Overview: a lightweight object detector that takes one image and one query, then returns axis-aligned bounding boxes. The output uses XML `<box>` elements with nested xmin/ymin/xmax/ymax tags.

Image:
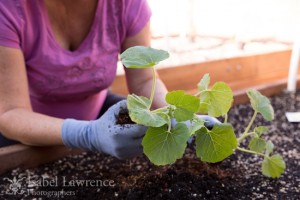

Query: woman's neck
<box><xmin>44</xmin><ymin>0</ymin><xmax>98</xmax><ymax>51</ymax></box>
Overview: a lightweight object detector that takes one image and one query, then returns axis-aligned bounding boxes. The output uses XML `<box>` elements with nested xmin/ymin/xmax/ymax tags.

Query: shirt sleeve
<box><xmin>0</xmin><ymin>2</ymin><xmax>21</xmax><ymax>49</ymax></box>
<box><xmin>124</xmin><ymin>0</ymin><xmax>152</xmax><ymax>37</ymax></box>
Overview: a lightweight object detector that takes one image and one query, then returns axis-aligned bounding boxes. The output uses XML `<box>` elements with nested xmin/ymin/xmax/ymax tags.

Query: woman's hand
<box><xmin>62</xmin><ymin>100</ymin><xmax>147</xmax><ymax>159</ymax></box>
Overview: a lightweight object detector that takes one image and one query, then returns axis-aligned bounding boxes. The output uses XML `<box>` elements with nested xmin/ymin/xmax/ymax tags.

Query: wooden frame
<box><xmin>0</xmin><ymin>145</ymin><xmax>82</xmax><ymax>174</ymax></box>
<box><xmin>1</xmin><ymin>49</ymin><xmax>299</xmax><ymax>175</ymax></box>
<box><xmin>111</xmin><ymin>50</ymin><xmax>296</xmax><ymax>95</ymax></box>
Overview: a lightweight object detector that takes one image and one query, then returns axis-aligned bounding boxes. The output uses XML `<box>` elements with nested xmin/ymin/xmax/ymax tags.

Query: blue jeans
<box><xmin>0</xmin><ymin>92</ymin><xmax>126</xmax><ymax>147</ymax></box>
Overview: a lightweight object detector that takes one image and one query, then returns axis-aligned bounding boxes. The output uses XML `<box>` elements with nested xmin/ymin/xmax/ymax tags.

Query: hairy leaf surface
<box><xmin>142</xmin><ymin>124</ymin><xmax>190</xmax><ymax>165</ymax></box>
<box><xmin>196</xmin><ymin>123</ymin><xmax>237</xmax><ymax>163</ymax></box>
<box><xmin>254</xmin><ymin>126</ymin><xmax>269</xmax><ymax>137</ymax></box>
<box><xmin>265</xmin><ymin>140</ymin><xmax>274</xmax><ymax>156</ymax></box>
<box><xmin>197</xmin><ymin>73</ymin><xmax>210</xmax><ymax>91</ymax></box>
<box><xmin>166</xmin><ymin>90</ymin><xmax>200</xmax><ymax>122</ymax></box>
<box><xmin>127</xmin><ymin>94</ymin><xmax>167</xmax><ymax>127</ymax></box>
<box><xmin>248</xmin><ymin>137</ymin><xmax>267</xmax><ymax>153</ymax></box>
<box><xmin>199</xmin><ymin>82</ymin><xmax>233</xmax><ymax>117</ymax></box>
<box><xmin>262</xmin><ymin>155</ymin><xmax>286</xmax><ymax>178</ymax></box>
<box><xmin>121</xmin><ymin>46</ymin><xmax>169</xmax><ymax>68</ymax></box>
<box><xmin>247</xmin><ymin>89</ymin><xmax>274</xmax><ymax>121</ymax></box>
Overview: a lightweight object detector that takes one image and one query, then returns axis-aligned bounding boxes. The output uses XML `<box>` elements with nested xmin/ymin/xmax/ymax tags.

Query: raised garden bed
<box><xmin>0</xmin><ymin>49</ymin><xmax>299</xmax><ymax>199</ymax></box>
<box><xmin>1</xmin><ymin>49</ymin><xmax>298</xmax><ymax>176</ymax></box>
<box><xmin>0</xmin><ymin>89</ymin><xmax>299</xmax><ymax>199</ymax></box>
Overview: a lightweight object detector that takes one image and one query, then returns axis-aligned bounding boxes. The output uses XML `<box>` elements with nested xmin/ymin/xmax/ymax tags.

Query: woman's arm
<box><xmin>122</xmin><ymin>22</ymin><xmax>168</xmax><ymax>109</ymax></box>
<box><xmin>0</xmin><ymin>46</ymin><xmax>64</xmax><ymax>146</ymax></box>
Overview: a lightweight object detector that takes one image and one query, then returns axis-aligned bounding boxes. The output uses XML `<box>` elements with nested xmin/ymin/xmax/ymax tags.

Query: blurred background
<box><xmin>118</xmin><ymin>0</ymin><xmax>300</xmax><ymax>74</ymax></box>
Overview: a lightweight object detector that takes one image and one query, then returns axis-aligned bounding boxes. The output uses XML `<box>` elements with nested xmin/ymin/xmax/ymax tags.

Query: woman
<box><xmin>0</xmin><ymin>0</ymin><xmax>168</xmax><ymax>159</ymax></box>
<box><xmin>0</xmin><ymin>0</ymin><xmax>219</xmax><ymax>159</ymax></box>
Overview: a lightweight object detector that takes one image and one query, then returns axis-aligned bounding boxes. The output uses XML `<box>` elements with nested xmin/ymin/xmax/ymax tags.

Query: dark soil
<box><xmin>0</xmin><ymin>90</ymin><xmax>300</xmax><ymax>200</ymax></box>
<box><xmin>116</xmin><ymin>109</ymin><xmax>135</xmax><ymax>125</ymax></box>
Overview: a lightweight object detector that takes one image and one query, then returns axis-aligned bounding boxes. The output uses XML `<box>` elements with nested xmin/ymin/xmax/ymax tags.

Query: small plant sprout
<box><xmin>121</xmin><ymin>46</ymin><xmax>286</xmax><ymax>178</ymax></box>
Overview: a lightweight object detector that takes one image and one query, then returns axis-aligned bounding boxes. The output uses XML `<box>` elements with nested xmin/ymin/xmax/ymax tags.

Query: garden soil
<box><xmin>0</xmin><ymin>90</ymin><xmax>299</xmax><ymax>200</ymax></box>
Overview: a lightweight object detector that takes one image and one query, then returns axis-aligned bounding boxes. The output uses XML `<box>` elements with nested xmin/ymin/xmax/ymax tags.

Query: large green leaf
<box><xmin>197</xmin><ymin>73</ymin><xmax>210</xmax><ymax>91</ymax></box>
<box><xmin>247</xmin><ymin>89</ymin><xmax>274</xmax><ymax>121</ymax></box>
<box><xmin>166</xmin><ymin>90</ymin><xmax>200</xmax><ymax>122</ymax></box>
<box><xmin>196</xmin><ymin>123</ymin><xmax>237</xmax><ymax>163</ymax></box>
<box><xmin>199</xmin><ymin>82</ymin><xmax>233</xmax><ymax>117</ymax></box>
<box><xmin>127</xmin><ymin>94</ymin><xmax>167</xmax><ymax>127</ymax></box>
<box><xmin>262</xmin><ymin>155</ymin><xmax>286</xmax><ymax>178</ymax></box>
<box><xmin>142</xmin><ymin>123</ymin><xmax>190</xmax><ymax>165</ymax></box>
<box><xmin>248</xmin><ymin>137</ymin><xmax>267</xmax><ymax>153</ymax></box>
<box><xmin>121</xmin><ymin>46</ymin><xmax>169</xmax><ymax>68</ymax></box>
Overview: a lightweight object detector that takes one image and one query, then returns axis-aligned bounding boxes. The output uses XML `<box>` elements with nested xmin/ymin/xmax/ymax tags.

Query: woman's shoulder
<box><xmin>0</xmin><ymin>0</ymin><xmax>40</xmax><ymax>19</ymax></box>
<box><xmin>0</xmin><ymin>0</ymin><xmax>44</xmax><ymax>50</ymax></box>
<box><xmin>0</xmin><ymin>0</ymin><xmax>25</xmax><ymax>31</ymax></box>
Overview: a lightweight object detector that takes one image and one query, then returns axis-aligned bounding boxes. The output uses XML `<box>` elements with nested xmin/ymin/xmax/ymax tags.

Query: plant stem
<box><xmin>237</xmin><ymin>132</ymin><xmax>255</xmax><ymax>143</ymax></box>
<box><xmin>240</xmin><ymin>111</ymin><xmax>257</xmax><ymax>138</ymax></box>
<box><xmin>152</xmin><ymin>106</ymin><xmax>169</xmax><ymax>113</ymax></box>
<box><xmin>148</xmin><ymin>67</ymin><xmax>156</xmax><ymax>110</ymax></box>
<box><xmin>167</xmin><ymin>115</ymin><xmax>172</xmax><ymax>132</ymax></box>
<box><xmin>194</xmin><ymin>90</ymin><xmax>205</xmax><ymax>97</ymax></box>
<box><xmin>194</xmin><ymin>91</ymin><xmax>201</xmax><ymax>96</ymax></box>
<box><xmin>236</xmin><ymin>146</ymin><xmax>265</xmax><ymax>157</ymax></box>
<box><xmin>224</xmin><ymin>114</ymin><xmax>228</xmax><ymax>123</ymax></box>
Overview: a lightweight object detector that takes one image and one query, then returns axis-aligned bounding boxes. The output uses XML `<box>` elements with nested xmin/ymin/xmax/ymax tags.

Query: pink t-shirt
<box><xmin>0</xmin><ymin>0</ymin><xmax>151</xmax><ymax>120</ymax></box>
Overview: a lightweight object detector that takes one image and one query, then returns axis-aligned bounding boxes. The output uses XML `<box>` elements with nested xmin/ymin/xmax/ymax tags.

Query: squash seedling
<box><xmin>121</xmin><ymin>46</ymin><xmax>285</xmax><ymax>178</ymax></box>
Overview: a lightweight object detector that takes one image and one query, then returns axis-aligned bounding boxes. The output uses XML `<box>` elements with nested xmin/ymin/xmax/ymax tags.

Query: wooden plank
<box><xmin>159</xmin><ymin>55</ymin><xmax>258</xmax><ymax>91</ymax></box>
<box><xmin>111</xmin><ymin>50</ymin><xmax>294</xmax><ymax>95</ymax></box>
<box><xmin>256</xmin><ymin>50</ymin><xmax>291</xmax><ymax>78</ymax></box>
<box><xmin>111</xmin><ymin>55</ymin><xmax>259</xmax><ymax>94</ymax></box>
<box><xmin>0</xmin><ymin>144</ymin><xmax>83</xmax><ymax>175</ymax></box>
